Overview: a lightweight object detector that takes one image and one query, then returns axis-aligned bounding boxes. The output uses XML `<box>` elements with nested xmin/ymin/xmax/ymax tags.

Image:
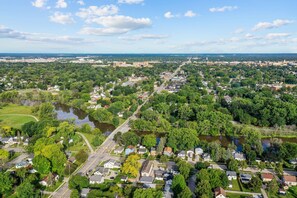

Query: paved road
<box><xmin>50</xmin><ymin>62</ymin><xmax>186</xmax><ymax>198</ymax></box>
<box><xmin>212</xmin><ymin>163</ymin><xmax>297</xmax><ymax>176</ymax></box>
<box><xmin>76</xmin><ymin>132</ymin><xmax>94</xmax><ymax>153</ymax></box>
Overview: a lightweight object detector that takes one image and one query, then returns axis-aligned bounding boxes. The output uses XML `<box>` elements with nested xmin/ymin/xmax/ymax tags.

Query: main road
<box><xmin>50</xmin><ymin>61</ymin><xmax>187</xmax><ymax>198</ymax></box>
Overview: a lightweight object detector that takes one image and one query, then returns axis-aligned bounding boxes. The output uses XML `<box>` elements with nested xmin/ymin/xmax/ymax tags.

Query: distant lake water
<box><xmin>54</xmin><ymin>103</ymin><xmax>115</xmax><ymax>135</ymax></box>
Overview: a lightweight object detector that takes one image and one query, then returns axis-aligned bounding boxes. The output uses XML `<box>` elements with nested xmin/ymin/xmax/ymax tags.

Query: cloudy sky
<box><xmin>0</xmin><ymin>0</ymin><xmax>296</xmax><ymax>53</ymax></box>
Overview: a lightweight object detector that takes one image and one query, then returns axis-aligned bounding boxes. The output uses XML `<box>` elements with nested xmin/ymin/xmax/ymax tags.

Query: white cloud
<box><xmin>266</xmin><ymin>33</ymin><xmax>290</xmax><ymax>40</ymax></box>
<box><xmin>184</xmin><ymin>10</ymin><xmax>196</xmax><ymax>18</ymax></box>
<box><xmin>77</xmin><ymin>0</ymin><xmax>84</xmax><ymax>5</ymax></box>
<box><xmin>0</xmin><ymin>25</ymin><xmax>86</xmax><ymax>44</ymax></box>
<box><xmin>56</xmin><ymin>0</ymin><xmax>67</xmax><ymax>8</ymax></box>
<box><xmin>164</xmin><ymin>12</ymin><xmax>175</xmax><ymax>19</ymax></box>
<box><xmin>76</xmin><ymin>5</ymin><xmax>119</xmax><ymax>20</ymax></box>
<box><xmin>119</xmin><ymin>34</ymin><xmax>168</xmax><ymax>41</ymax></box>
<box><xmin>50</xmin><ymin>12</ymin><xmax>75</xmax><ymax>24</ymax></box>
<box><xmin>253</xmin><ymin>19</ymin><xmax>294</xmax><ymax>31</ymax></box>
<box><xmin>234</xmin><ymin>28</ymin><xmax>244</xmax><ymax>34</ymax></box>
<box><xmin>32</xmin><ymin>0</ymin><xmax>47</xmax><ymax>8</ymax></box>
<box><xmin>209</xmin><ymin>6</ymin><xmax>238</xmax><ymax>12</ymax></box>
<box><xmin>118</xmin><ymin>0</ymin><xmax>144</xmax><ymax>4</ymax></box>
<box><xmin>80</xmin><ymin>15</ymin><xmax>152</xmax><ymax>36</ymax></box>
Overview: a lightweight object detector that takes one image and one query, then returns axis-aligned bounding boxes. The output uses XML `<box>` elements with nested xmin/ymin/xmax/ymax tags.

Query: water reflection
<box><xmin>54</xmin><ymin>103</ymin><xmax>115</xmax><ymax>134</ymax></box>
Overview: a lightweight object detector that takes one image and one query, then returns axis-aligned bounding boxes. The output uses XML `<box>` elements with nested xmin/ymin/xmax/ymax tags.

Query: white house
<box><xmin>187</xmin><ymin>150</ymin><xmax>195</xmax><ymax>159</ymax></box>
<box><xmin>114</xmin><ymin>146</ymin><xmax>124</xmax><ymax>155</ymax></box>
<box><xmin>177</xmin><ymin>151</ymin><xmax>186</xmax><ymax>159</ymax></box>
<box><xmin>195</xmin><ymin>148</ymin><xmax>204</xmax><ymax>155</ymax></box>
<box><xmin>226</xmin><ymin>171</ymin><xmax>237</xmax><ymax>180</ymax></box>
<box><xmin>104</xmin><ymin>159</ymin><xmax>121</xmax><ymax>169</ymax></box>
<box><xmin>89</xmin><ymin>175</ymin><xmax>104</xmax><ymax>184</ymax></box>
<box><xmin>233</xmin><ymin>152</ymin><xmax>246</xmax><ymax>161</ymax></box>
<box><xmin>203</xmin><ymin>153</ymin><xmax>212</xmax><ymax>162</ymax></box>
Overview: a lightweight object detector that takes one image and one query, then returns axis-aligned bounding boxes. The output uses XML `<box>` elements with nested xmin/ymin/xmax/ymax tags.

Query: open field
<box><xmin>0</xmin><ymin>104</ymin><xmax>38</xmax><ymax>128</ymax></box>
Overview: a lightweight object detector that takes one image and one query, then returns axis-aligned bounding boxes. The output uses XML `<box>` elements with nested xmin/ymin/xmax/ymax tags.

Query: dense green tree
<box><xmin>249</xmin><ymin>176</ymin><xmax>262</xmax><ymax>192</ymax></box>
<box><xmin>227</xmin><ymin>159</ymin><xmax>239</xmax><ymax>172</ymax></box>
<box><xmin>70</xmin><ymin>189</ymin><xmax>80</xmax><ymax>198</ymax></box>
<box><xmin>133</xmin><ymin>188</ymin><xmax>163</xmax><ymax>198</ymax></box>
<box><xmin>75</xmin><ymin>149</ymin><xmax>89</xmax><ymax>164</ymax></box>
<box><xmin>167</xmin><ymin>128</ymin><xmax>199</xmax><ymax>151</ymax></box>
<box><xmin>38</xmin><ymin>102</ymin><xmax>56</xmax><ymax>120</ymax></box>
<box><xmin>172</xmin><ymin>174</ymin><xmax>187</xmax><ymax>196</ymax></box>
<box><xmin>267</xmin><ymin>178</ymin><xmax>279</xmax><ymax>195</ymax></box>
<box><xmin>15</xmin><ymin>182</ymin><xmax>36</xmax><ymax>198</ymax></box>
<box><xmin>142</xmin><ymin>134</ymin><xmax>157</xmax><ymax>148</ymax></box>
<box><xmin>177</xmin><ymin>161</ymin><xmax>193</xmax><ymax>180</ymax></box>
<box><xmin>121</xmin><ymin>132</ymin><xmax>140</xmax><ymax>146</ymax></box>
<box><xmin>69</xmin><ymin>175</ymin><xmax>89</xmax><ymax>190</ymax></box>
<box><xmin>33</xmin><ymin>155</ymin><xmax>51</xmax><ymax>174</ymax></box>
<box><xmin>0</xmin><ymin>172</ymin><xmax>13</xmax><ymax>195</ymax></box>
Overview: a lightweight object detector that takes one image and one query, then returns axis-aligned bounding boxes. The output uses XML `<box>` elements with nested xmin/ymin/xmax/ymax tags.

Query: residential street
<box><xmin>49</xmin><ymin>62</ymin><xmax>186</xmax><ymax>198</ymax></box>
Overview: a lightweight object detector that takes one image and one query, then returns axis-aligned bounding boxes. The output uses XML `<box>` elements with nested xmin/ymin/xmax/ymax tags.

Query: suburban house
<box><xmin>89</xmin><ymin>175</ymin><xmax>104</xmax><ymax>184</ymax></box>
<box><xmin>104</xmin><ymin>159</ymin><xmax>121</xmax><ymax>169</ymax></box>
<box><xmin>226</xmin><ymin>171</ymin><xmax>237</xmax><ymax>180</ymax></box>
<box><xmin>202</xmin><ymin>153</ymin><xmax>212</xmax><ymax>162</ymax></box>
<box><xmin>166</xmin><ymin>161</ymin><xmax>178</xmax><ymax>173</ymax></box>
<box><xmin>283</xmin><ymin>175</ymin><xmax>297</xmax><ymax>186</ymax></box>
<box><xmin>240</xmin><ymin>173</ymin><xmax>252</xmax><ymax>184</ymax></box>
<box><xmin>141</xmin><ymin>160</ymin><xmax>154</xmax><ymax>177</ymax></box>
<box><xmin>114</xmin><ymin>146</ymin><xmax>124</xmax><ymax>155</ymax></box>
<box><xmin>187</xmin><ymin>150</ymin><xmax>195</xmax><ymax>159</ymax></box>
<box><xmin>94</xmin><ymin>167</ymin><xmax>109</xmax><ymax>176</ymax></box>
<box><xmin>39</xmin><ymin>174</ymin><xmax>59</xmax><ymax>186</ymax></box>
<box><xmin>150</xmin><ymin>147</ymin><xmax>157</xmax><ymax>156</ymax></box>
<box><xmin>154</xmin><ymin>170</ymin><xmax>164</xmax><ymax>180</ymax></box>
<box><xmin>139</xmin><ymin>176</ymin><xmax>154</xmax><ymax>184</ymax></box>
<box><xmin>68</xmin><ymin>157</ymin><xmax>76</xmax><ymax>164</ymax></box>
<box><xmin>163</xmin><ymin>147</ymin><xmax>173</xmax><ymax>156</ymax></box>
<box><xmin>214</xmin><ymin>187</ymin><xmax>226</xmax><ymax>198</ymax></box>
<box><xmin>15</xmin><ymin>161</ymin><xmax>30</xmax><ymax>169</ymax></box>
<box><xmin>233</xmin><ymin>152</ymin><xmax>246</xmax><ymax>161</ymax></box>
<box><xmin>120</xmin><ymin>175</ymin><xmax>128</xmax><ymax>182</ymax></box>
<box><xmin>195</xmin><ymin>147</ymin><xmax>203</xmax><ymax>155</ymax></box>
<box><xmin>177</xmin><ymin>151</ymin><xmax>186</xmax><ymax>159</ymax></box>
<box><xmin>125</xmin><ymin>145</ymin><xmax>135</xmax><ymax>155</ymax></box>
<box><xmin>261</xmin><ymin>173</ymin><xmax>274</xmax><ymax>182</ymax></box>
<box><xmin>138</xmin><ymin>146</ymin><xmax>147</xmax><ymax>155</ymax></box>
<box><xmin>81</xmin><ymin>188</ymin><xmax>90</xmax><ymax>198</ymax></box>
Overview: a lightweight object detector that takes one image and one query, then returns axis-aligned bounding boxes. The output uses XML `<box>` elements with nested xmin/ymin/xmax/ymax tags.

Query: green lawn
<box><xmin>0</xmin><ymin>114</ymin><xmax>36</xmax><ymax>129</ymax></box>
<box><xmin>227</xmin><ymin>193</ymin><xmax>250</xmax><ymax>198</ymax></box>
<box><xmin>0</xmin><ymin>104</ymin><xmax>37</xmax><ymax>129</ymax></box>
<box><xmin>0</xmin><ymin>104</ymin><xmax>33</xmax><ymax>114</ymax></box>
<box><xmin>227</xmin><ymin>179</ymin><xmax>241</xmax><ymax>191</ymax></box>
<box><xmin>80</xmin><ymin>132</ymin><xmax>96</xmax><ymax>148</ymax></box>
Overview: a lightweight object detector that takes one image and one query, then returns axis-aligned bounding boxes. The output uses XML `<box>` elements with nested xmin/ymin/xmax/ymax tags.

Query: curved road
<box><xmin>76</xmin><ymin>132</ymin><xmax>94</xmax><ymax>153</ymax></box>
<box><xmin>49</xmin><ymin>61</ymin><xmax>186</xmax><ymax>198</ymax></box>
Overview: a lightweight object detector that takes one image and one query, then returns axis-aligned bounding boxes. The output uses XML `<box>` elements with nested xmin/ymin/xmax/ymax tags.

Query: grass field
<box><xmin>227</xmin><ymin>193</ymin><xmax>250</xmax><ymax>198</ymax></box>
<box><xmin>0</xmin><ymin>104</ymin><xmax>38</xmax><ymax>129</ymax></box>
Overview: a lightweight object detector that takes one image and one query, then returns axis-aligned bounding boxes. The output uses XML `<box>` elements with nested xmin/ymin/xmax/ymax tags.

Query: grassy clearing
<box><xmin>227</xmin><ymin>179</ymin><xmax>241</xmax><ymax>191</ymax></box>
<box><xmin>227</xmin><ymin>193</ymin><xmax>250</xmax><ymax>198</ymax></box>
<box><xmin>0</xmin><ymin>104</ymin><xmax>33</xmax><ymax>114</ymax></box>
<box><xmin>0</xmin><ymin>114</ymin><xmax>36</xmax><ymax>129</ymax></box>
<box><xmin>80</xmin><ymin>132</ymin><xmax>95</xmax><ymax>148</ymax></box>
<box><xmin>0</xmin><ymin>104</ymin><xmax>37</xmax><ymax>129</ymax></box>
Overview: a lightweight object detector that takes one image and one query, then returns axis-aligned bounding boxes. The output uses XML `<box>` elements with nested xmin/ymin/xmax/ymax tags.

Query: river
<box><xmin>54</xmin><ymin>103</ymin><xmax>115</xmax><ymax>135</ymax></box>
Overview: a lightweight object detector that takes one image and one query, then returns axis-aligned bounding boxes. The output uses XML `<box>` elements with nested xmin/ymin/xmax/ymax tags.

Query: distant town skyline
<box><xmin>0</xmin><ymin>0</ymin><xmax>296</xmax><ymax>53</ymax></box>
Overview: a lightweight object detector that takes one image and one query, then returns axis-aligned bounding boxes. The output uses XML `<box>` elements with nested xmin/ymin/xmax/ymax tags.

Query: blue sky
<box><xmin>0</xmin><ymin>0</ymin><xmax>296</xmax><ymax>53</ymax></box>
